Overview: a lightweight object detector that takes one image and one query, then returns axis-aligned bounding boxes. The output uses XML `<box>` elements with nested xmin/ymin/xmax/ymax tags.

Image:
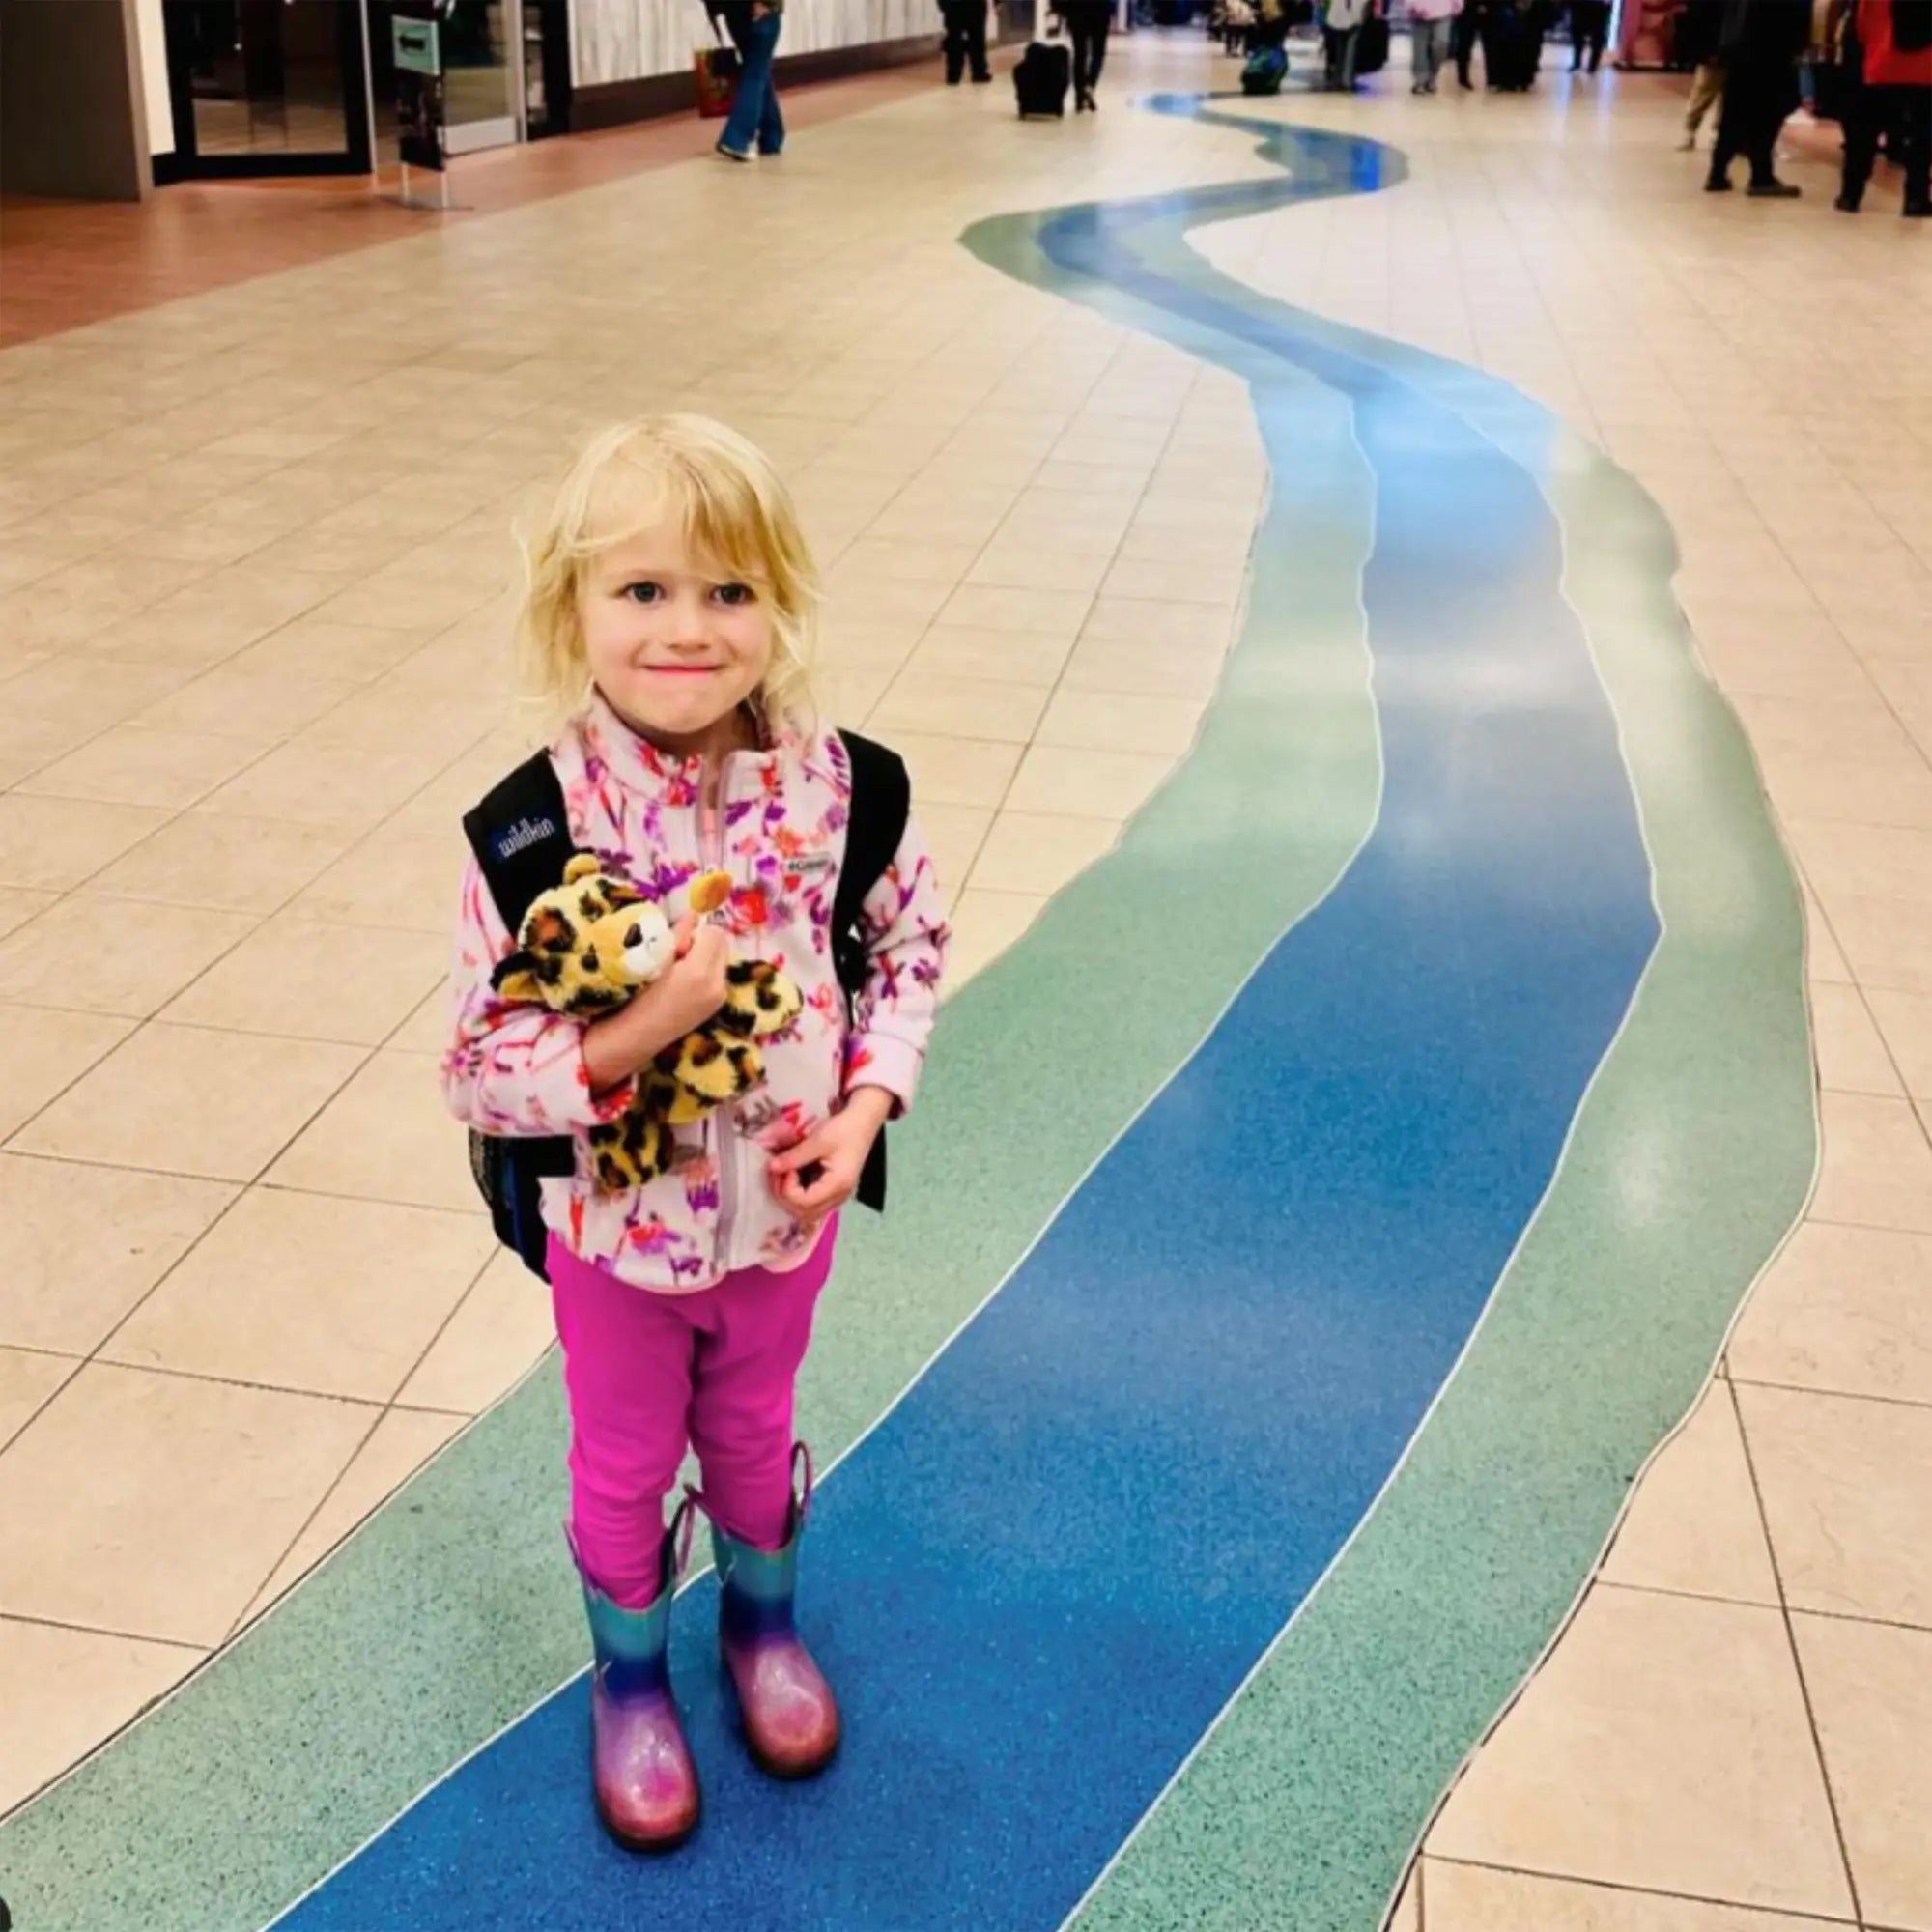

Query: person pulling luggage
<box><xmin>1054</xmin><ymin>0</ymin><xmax>1116</xmax><ymax>109</ymax></box>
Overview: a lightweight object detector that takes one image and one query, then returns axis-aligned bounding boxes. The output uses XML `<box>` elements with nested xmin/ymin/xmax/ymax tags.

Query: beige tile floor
<box><xmin>1</xmin><ymin>37</ymin><xmax>1930</xmax><ymax>1927</ymax></box>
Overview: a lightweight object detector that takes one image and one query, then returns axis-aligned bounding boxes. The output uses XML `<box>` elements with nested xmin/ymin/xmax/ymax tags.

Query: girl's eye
<box><xmin>713</xmin><ymin>582</ymin><xmax>755</xmax><ymax>608</ymax></box>
<box><xmin>621</xmin><ymin>582</ymin><xmax>663</xmax><ymax>605</ymax></box>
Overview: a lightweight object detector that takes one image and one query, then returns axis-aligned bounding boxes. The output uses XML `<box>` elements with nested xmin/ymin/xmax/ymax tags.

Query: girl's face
<box><xmin>579</xmin><ymin>522</ymin><xmax>776</xmax><ymax>756</ymax></box>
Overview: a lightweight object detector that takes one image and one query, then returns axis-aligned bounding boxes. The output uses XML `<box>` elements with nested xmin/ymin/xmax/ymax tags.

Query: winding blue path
<box><xmin>278</xmin><ymin>112</ymin><xmax>1658</xmax><ymax>1931</ymax></box>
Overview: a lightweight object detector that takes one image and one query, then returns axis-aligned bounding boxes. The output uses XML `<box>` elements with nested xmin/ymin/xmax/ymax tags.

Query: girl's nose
<box><xmin>667</xmin><ymin>589</ymin><xmax>715</xmax><ymax>645</ymax></box>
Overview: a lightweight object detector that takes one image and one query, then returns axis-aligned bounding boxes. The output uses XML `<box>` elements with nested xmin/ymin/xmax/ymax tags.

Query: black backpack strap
<box><xmin>462</xmin><ymin>751</ymin><xmax>575</xmax><ymax>936</ymax></box>
<box><xmin>831</xmin><ymin>728</ymin><xmax>911</xmax><ymax>1001</ymax></box>
<box><xmin>461</xmin><ymin>753</ymin><xmax>580</xmax><ymax>1264</ymax></box>
<box><xmin>832</xmin><ymin>728</ymin><xmax>911</xmax><ymax>1214</ymax></box>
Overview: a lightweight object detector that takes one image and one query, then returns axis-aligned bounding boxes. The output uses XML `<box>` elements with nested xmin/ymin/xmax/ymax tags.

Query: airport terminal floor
<box><xmin>1</xmin><ymin>25</ymin><xmax>1929</xmax><ymax>1932</ymax></box>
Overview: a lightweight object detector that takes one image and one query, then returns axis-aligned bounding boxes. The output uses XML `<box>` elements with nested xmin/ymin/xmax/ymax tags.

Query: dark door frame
<box><xmin>523</xmin><ymin>0</ymin><xmax>573</xmax><ymax>137</ymax></box>
<box><xmin>153</xmin><ymin>0</ymin><xmax>375</xmax><ymax>182</ymax></box>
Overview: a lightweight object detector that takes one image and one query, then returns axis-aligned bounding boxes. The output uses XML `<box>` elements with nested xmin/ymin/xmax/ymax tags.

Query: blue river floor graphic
<box><xmin>274</xmin><ymin>107</ymin><xmax>1660</xmax><ymax>1931</ymax></box>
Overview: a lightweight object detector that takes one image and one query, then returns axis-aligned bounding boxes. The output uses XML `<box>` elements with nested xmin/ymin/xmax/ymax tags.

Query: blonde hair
<box><xmin>518</xmin><ymin>414</ymin><xmax>819</xmax><ymax>730</ymax></box>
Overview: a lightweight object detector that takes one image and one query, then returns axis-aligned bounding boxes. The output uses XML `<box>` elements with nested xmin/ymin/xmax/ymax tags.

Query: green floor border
<box><xmin>961</xmin><ymin>114</ymin><xmax>1818</xmax><ymax>1932</ymax></box>
<box><xmin>0</xmin><ymin>167</ymin><xmax>1386</xmax><ymax>1932</ymax></box>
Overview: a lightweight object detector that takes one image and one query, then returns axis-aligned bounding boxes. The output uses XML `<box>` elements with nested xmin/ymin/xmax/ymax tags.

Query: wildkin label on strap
<box><xmin>494</xmin><ymin>816</ymin><xmax>558</xmax><ymax>862</ymax></box>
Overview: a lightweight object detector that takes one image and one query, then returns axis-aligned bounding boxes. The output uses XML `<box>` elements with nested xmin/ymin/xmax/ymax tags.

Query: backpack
<box><xmin>1241</xmin><ymin>42</ymin><xmax>1288</xmax><ymax>89</ymax></box>
<box><xmin>461</xmin><ymin>729</ymin><xmax>911</xmax><ymax>1280</ymax></box>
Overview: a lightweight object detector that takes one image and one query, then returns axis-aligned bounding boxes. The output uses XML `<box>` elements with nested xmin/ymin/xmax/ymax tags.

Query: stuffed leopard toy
<box><xmin>491</xmin><ymin>854</ymin><xmax>804</xmax><ymax>1193</ymax></box>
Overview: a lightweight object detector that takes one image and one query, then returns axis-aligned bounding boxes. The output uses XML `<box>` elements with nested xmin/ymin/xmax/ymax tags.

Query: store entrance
<box><xmin>156</xmin><ymin>0</ymin><xmax>374</xmax><ymax>180</ymax></box>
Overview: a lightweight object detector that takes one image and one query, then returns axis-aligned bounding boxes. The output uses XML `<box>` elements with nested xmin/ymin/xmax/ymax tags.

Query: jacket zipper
<box><xmin>704</xmin><ymin>752</ymin><xmax>740</xmax><ymax>1271</ymax></box>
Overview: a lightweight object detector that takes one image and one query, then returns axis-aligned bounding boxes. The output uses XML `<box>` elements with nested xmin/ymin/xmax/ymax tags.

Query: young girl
<box><xmin>442</xmin><ymin>415</ymin><xmax>949</xmax><ymax>1852</ymax></box>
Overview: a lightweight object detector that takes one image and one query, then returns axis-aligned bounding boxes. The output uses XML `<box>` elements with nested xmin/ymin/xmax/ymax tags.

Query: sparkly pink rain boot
<box><xmin>575</xmin><ymin>1501</ymin><xmax>701</xmax><ymax>1852</ymax></box>
<box><xmin>706</xmin><ymin>1445</ymin><xmax>841</xmax><ymax>1780</ymax></box>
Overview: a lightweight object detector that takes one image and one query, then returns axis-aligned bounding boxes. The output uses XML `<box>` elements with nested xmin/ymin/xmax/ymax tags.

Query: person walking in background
<box><xmin>1836</xmin><ymin>0</ymin><xmax>1932</xmax><ymax>212</ymax></box>
<box><xmin>1055</xmin><ymin>0</ymin><xmax>1115</xmax><ymax>108</ymax></box>
<box><xmin>1524</xmin><ymin>0</ymin><xmax>1555</xmax><ymax>79</ymax></box>
<box><xmin>1324</xmin><ymin>0</ymin><xmax>1374</xmax><ymax>87</ymax></box>
<box><xmin>716</xmin><ymin>0</ymin><xmax>785</xmax><ymax>160</ymax></box>
<box><xmin>1677</xmin><ymin>0</ymin><xmax>1729</xmax><ymax>142</ymax></box>
<box><xmin>1705</xmin><ymin>0</ymin><xmax>1811</xmax><ymax>193</ymax></box>
<box><xmin>1218</xmin><ymin>0</ymin><xmax>1257</xmax><ymax>49</ymax></box>
<box><xmin>1570</xmin><ymin>0</ymin><xmax>1612</xmax><ymax>67</ymax></box>
<box><xmin>940</xmin><ymin>0</ymin><xmax>994</xmax><ymax>84</ymax></box>
<box><xmin>1411</xmin><ymin>0</ymin><xmax>1462</xmax><ymax>87</ymax></box>
<box><xmin>1454</xmin><ymin>0</ymin><xmax>1492</xmax><ymax>82</ymax></box>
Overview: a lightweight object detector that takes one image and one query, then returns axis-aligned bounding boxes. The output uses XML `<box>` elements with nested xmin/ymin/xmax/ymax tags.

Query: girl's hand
<box><xmin>767</xmin><ymin>1089</ymin><xmax>894</xmax><ymax>1233</ymax></box>
<box><xmin>646</xmin><ymin>921</ymin><xmax>732</xmax><ymax>1040</ymax></box>
<box><xmin>582</xmin><ymin>920</ymin><xmax>730</xmax><ymax>1091</ymax></box>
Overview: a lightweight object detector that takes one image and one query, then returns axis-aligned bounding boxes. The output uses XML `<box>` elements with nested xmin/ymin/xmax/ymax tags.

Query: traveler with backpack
<box><xmin>444</xmin><ymin>414</ymin><xmax>949</xmax><ymax>1853</ymax></box>
<box><xmin>1835</xmin><ymin>0</ymin><xmax>1932</xmax><ymax>212</ymax></box>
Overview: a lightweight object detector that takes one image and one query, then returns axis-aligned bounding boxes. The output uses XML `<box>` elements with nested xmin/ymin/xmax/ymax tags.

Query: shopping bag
<box><xmin>694</xmin><ymin>43</ymin><xmax>741</xmax><ymax>118</ymax></box>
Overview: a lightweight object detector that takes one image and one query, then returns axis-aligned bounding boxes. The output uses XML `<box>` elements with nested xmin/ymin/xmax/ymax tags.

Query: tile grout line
<box><xmin>17</xmin><ymin>1347</ymin><xmax>480</xmax><ymax>1419</ymax></box>
<box><xmin>935</xmin><ymin>361</ymin><xmax>1223</xmax><ymax>903</ymax></box>
<box><xmin>1</xmin><ymin>696</ymin><xmax>512</xmax><ymax>1172</ymax></box>
<box><xmin>210</xmin><ymin>700</ymin><xmax>572</xmax><ymax>1645</ymax></box>
<box><xmin>0</xmin><ymin>689</ymin><xmax>528</xmax><ymax>1644</ymax></box>
<box><xmin>855</xmin><ymin>332</ymin><xmax>1113</xmax><ymax>891</ymax></box>
<box><xmin>0</xmin><ymin>1145</ymin><xmax>490</xmax><ymax>1216</ymax></box>
<box><xmin>215</xmin><ymin>933</ymin><xmax>518</xmax><ymax>1639</ymax></box>
<box><xmin>0</xmin><ymin>589</ymin><xmax>505</xmax><ymax>1139</ymax></box>
<box><xmin>0</xmin><ymin>1606</ymin><xmax>210</xmax><ymax>1654</ymax></box>
<box><xmin>1722</xmin><ymin>1368</ymin><xmax>1869</xmax><ymax>1926</ymax></box>
<box><xmin>0</xmin><ymin>1353</ymin><xmax>82</xmax><ymax>1460</ymax></box>
<box><xmin>1790</xmin><ymin>850</ymin><xmax>1932</xmax><ymax>1122</ymax></box>
<box><xmin>1724</xmin><ymin>440</ymin><xmax>1932</xmax><ymax>793</ymax></box>
<box><xmin>1728</xmin><ymin>1372</ymin><xmax>1932</xmax><ymax>1418</ymax></box>
<box><xmin>1596</xmin><ymin>1575</ymin><xmax>1932</xmax><ymax>1641</ymax></box>
<box><xmin>1424</xmin><ymin>1852</ymin><xmax>1865</xmax><ymax>1928</ymax></box>
<box><xmin>215</xmin><ymin>1247</ymin><xmax>501</xmax><ymax>1648</ymax></box>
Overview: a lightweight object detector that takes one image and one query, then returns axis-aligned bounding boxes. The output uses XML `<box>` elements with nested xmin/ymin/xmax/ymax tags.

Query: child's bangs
<box><xmin>574</xmin><ymin>439</ymin><xmax>782</xmax><ymax>593</ymax></box>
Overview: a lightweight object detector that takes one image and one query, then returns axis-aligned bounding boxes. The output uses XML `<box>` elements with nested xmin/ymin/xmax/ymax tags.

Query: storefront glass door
<box><xmin>158</xmin><ymin>0</ymin><xmax>373</xmax><ymax>178</ymax></box>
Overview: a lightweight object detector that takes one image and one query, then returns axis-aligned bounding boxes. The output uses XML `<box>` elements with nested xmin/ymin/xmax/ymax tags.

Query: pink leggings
<box><xmin>548</xmin><ymin>1229</ymin><xmax>835</xmax><ymax>1609</ymax></box>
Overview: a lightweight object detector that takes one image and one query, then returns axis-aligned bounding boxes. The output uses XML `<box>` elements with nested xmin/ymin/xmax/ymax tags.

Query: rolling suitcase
<box><xmin>1015</xmin><ymin>38</ymin><xmax>1073</xmax><ymax>115</ymax></box>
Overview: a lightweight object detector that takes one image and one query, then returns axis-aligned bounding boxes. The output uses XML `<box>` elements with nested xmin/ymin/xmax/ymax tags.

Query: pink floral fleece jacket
<box><xmin>443</xmin><ymin>694</ymin><xmax>950</xmax><ymax>1293</ymax></box>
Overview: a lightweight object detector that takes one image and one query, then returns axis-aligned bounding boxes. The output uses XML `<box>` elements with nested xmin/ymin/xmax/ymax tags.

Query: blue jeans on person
<box><xmin>721</xmin><ymin>8</ymin><xmax>784</xmax><ymax>156</ymax></box>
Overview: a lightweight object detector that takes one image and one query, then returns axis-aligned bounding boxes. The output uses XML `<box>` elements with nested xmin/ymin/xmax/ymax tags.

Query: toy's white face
<box><xmin>616</xmin><ymin>904</ymin><xmax>677</xmax><ymax>985</ymax></box>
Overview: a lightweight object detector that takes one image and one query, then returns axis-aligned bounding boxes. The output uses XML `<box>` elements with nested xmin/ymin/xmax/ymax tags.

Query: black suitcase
<box><xmin>1015</xmin><ymin>39</ymin><xmax>1072</xmax><ymax>115</ymax></box>
<box><xmin>1355</xmin><ymin>10</ymin><xmax>1389</xmax><ymax>72</ymax></box>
